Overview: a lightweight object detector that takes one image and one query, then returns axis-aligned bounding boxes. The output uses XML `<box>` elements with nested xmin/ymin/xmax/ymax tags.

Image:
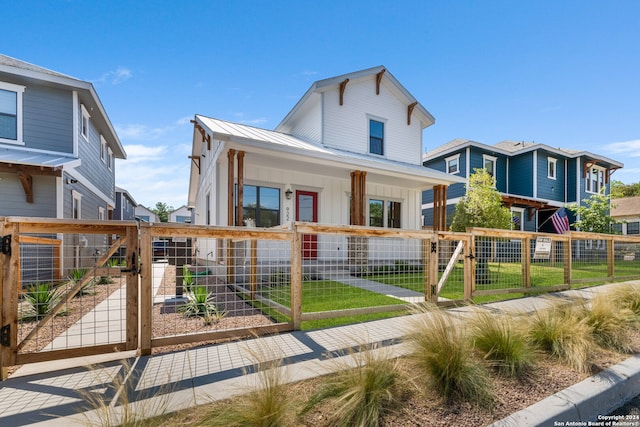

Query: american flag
<box><xmin>551</xmin><ymin>207</ymin><xmax>570</xmax><ymax>234</ymax></box>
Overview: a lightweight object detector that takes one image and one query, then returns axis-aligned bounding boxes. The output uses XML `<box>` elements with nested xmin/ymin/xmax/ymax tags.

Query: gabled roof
<box><xmin>115</xmin><ymin>186</ymin><xmax>138</xmax><ymax>206</ymax></box>
<box><xmin>611</xmin><ymin>196</ymin><xmax>640</xmax><ymax>218</ymax></box>
<box><xmin>276</xmin><ymin>65</ymin><xmax>435</xmax><ymax>132</ymax></box>
<box><xmin>424</xmin><ymin>138</ymin><xmax>623</xmax><ymax>169</ymax></box>
<box><xmin>0</xmin><ymin>54</ymin><xmax>126</xmax><ymax>159</ymax></box>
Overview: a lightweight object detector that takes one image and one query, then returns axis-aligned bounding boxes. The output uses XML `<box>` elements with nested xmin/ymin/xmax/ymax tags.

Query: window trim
<box><xmin>368</xmin><ymin>117</ymin><xmax>385</xmax><ymax>156</ymax></box>
<box><xmin>483</xmin><ymin>154</ymin><xmax>497</xmax><ymax>177</ymax></box>
<box><xmin>0</xmin><ymin>81</ymin><xmax>26</xmax><ymax>145</ymax></box>
<box><xmin>98</xmin><ymin>206</ymin><xmax>105</xmax><ymax>220</ymax></box>
<box><xmin>586</xmin><ymin>165</ymin><xmax>605</xmax><ymax>194</ymax></box>
<box><xmin>445</xmin><ymin>154</ymin><xmax>460</xmax><ymax>174</ymax></box>
<box><xmin>100</xmin><ymin>135</ymin><xmax>107</xmax><ymax>163</ymax></box>
<box><xmin>107</xmin><ymin>147</ymin><xmax>113</xmax><ymax>171</ymax></box>
<box><xmin>367</xmin><ymin>197</ymin><xmax>402</xmax><ymax>229</ymax></box>
<box><xmin>81</xmin><ymin>104</ymin><xmax>90</xmax><ymax>141</ymax></box>
<box><xmin>548</xmin><ymin>157</ymin><xmax>557</xmax><ymax>180</ymax></box>
<box><xmin>72</xmin><ymin>190</ymin><xmax>82</xmax><ymax>219</ymax></box>
<box><xmin>510</xmin><ymin>207</ymin><xmax>524</xmax><ymax>231</ymax></box>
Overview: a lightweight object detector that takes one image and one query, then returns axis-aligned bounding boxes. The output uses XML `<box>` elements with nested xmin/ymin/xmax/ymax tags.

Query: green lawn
<box><xmin>258</xmin><ymin>280</ymin><xmax>407</xmax><ymax>330</ymax></box>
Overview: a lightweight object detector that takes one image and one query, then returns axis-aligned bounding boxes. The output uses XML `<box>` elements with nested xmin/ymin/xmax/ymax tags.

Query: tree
<box><xmin>567</xmin><ymin>192</ymin><xmax>617</xmax><ymax>234</ymax></box>
<box><xmin>450</xmin><ymin>169</ymin><xmax>513</xmax><ymax>232</ymax></box>
<box><xmin>450</xmin><ymin>169</ymin><xmax>512</xmax><ymax>285</ymax></box>
<box><xmin>152</xmin><ymin>202</ymin><xmax>173</xmax><ymax>223</ymax></box>
<box><xmin>611</xmin><ymin>180</ymin><xmax>640</xmax><ymax>199</ymax></box>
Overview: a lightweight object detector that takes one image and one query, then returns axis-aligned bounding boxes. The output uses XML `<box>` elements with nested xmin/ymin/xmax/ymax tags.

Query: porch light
<box><xmin>285</xmin><ymin>189</ymin><xmax>293</xmax><ymax>200</ymax></box>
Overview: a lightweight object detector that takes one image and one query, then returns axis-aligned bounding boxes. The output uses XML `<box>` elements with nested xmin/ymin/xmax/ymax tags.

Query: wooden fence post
<box><xmin>522</xmin><ymin>237</ymin><xmax>531</xmax><ymax>288</ymax></box>
<box><xmin>607</xmin><ymin>238</ymin><xmax>615</xmax><ymax>278</ymax></box>
<box><xmin>290</xmin><ymin>224</ymin><xmax>302</xmax><ymax>330</ymax></box>
<box><xmin>464</xmin><ymin>234</ymin><xmax>473</xmax><ymax>301</ymax></box>
<box><xmin>426</xmin><ymin>234</ymin><xmax>438</xmax><ymax>303</ymax></box>
<box><xmin>139</xmin><ymin>223</ymin><xmax>152</xmax><ymax>355</ymax></box>
<box><xmin>564</xmin><ymin>236</ymin><xmax>572</xmax><ymax>286</ymax></box>
<box><xmin>0</xmin><ymin>221</ymin><xmax>19</xmax><ymax>380</ymax></box>
<box><xmin>125</xmin><ymin>224</ymin><xmax>139</xmax><ymax>351</ymax></box>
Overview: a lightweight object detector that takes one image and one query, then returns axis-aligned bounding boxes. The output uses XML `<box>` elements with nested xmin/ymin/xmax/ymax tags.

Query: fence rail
<box><xmin>2</xmin><ymin>217</ymin><xmax>640</xmax><ymax>378</ymax></box>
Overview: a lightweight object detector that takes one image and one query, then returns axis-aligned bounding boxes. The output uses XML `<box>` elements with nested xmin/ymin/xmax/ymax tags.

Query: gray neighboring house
<box><xmin>114</xmin><ymin>187</ymin><xmax>137</xmax><ymax>221</ymax></box>
<box><xmin>0</xmin><ymin>54</ymin><xmax>126</xmax><ymax>278</ymax></box>
<box><xmin>135</xmin><ymin>205</ymin><xmax>159</xmax><ymax>223</ymax></box>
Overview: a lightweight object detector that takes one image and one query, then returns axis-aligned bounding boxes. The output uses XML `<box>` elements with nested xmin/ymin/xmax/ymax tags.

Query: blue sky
<box><xmin>3</xmin><ymin>0</ymin><xmax>639</xmax><ymax>209</ymax></box>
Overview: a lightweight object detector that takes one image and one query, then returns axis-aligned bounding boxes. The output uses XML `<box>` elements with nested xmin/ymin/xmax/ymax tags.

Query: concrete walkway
<box><xmin>0</xmin><ymin>281</ymin><xmax>638</xmax><ymax>426</ymax></box>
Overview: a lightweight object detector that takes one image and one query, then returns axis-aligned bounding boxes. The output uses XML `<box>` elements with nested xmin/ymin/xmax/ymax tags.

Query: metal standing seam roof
<box><xmin>0</xmin><ymin>147</ymin><xmax>80</xmax><ymax>169</ymax></box>
<box><xmin>195</xmin><ymin>115</ymin><xmax>467</xmax><ymax>184</ymax></box>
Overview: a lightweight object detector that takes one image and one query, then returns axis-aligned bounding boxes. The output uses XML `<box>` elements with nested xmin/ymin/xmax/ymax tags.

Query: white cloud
<box><xmin>603</xmin><ymin>139</ymin><xmax>640</xmax><ymax>156</ymax></box>
<box><xmin>122</xmin><ymin>144</ymin><xmax>168</xmax><ymax>162</ymax></box>
<box><xmin>176</xmin><ymin>116</ymin><xmax>193</xmax><ymax>125</ymax></box>
<box><xmin>115</xmin><ymin>124</ymin><xmax>174</xmax><ymax>141</ymax></box>
<box><xmin>93</xmin><ymin>67</ymin><xmax>133</xmax><ymax>85</ymax></box>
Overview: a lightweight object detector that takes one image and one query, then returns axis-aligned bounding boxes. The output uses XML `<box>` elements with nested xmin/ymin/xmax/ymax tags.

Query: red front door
<box><xmin>296</xmin><ymin>190</ymin><xmax>318</xmax><ymax>259</ymax></box>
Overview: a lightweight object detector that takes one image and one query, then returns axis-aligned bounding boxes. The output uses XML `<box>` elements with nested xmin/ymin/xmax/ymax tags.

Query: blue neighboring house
<box><xmin>422</xmin><ymin>139</ymin><xmax>623</xmax><ymax>233</ymax></box>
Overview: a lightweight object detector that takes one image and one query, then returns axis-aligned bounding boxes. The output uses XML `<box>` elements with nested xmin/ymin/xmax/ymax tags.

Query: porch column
<box><xmin>350</xmin><ymin>170</ymin><xmax>367</xmax><ymax>226</ymax></box>
<box><xmin>433</xmin><ymin>185</ymin><xmax>448</xmax><ymax>231</ymax></box>
<box><xmin>227</xmin><ymin>149</ymin><xmax>236</xmax><ymax>283</ymax></box>
<box><xmin>237</xmin><ymin>151</ymin><xmax>244</xmax><ymax>226</ymax></box>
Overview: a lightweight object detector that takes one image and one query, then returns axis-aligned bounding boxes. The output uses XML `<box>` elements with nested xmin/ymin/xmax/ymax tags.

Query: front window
<box><xmin>369</xmin><ymin>120</ymin><xmax>384</xmax><ymax>155</ymax></box>
<box><xmin>586</xmin><ymin>167</ymin><xmax>605</xmax><ymax>194</ymax></box>
<box><xmin>483</xmin><ymin>154</ymin><xmax>496</xmax><ymax>177</ymax></box>
<box><xmin>445</xmin><ymin>154</ymin><xmax>460</xmax><ymax>174</ymax></box>
<box><xmin>628</xmin><ymin>222</ymin><xmax>639</xmax><ymax>235</ymax></box>
<box><xmin>368</xmin><ymin>198</ymin><xmax>401</xmax><ymax>228</ymax></box>
<box><xmin>548</xmin><ymin>157</ymin><xmax>557</xmax><ymax>179</ymax></box>
<box><xmin>0</xmin><ymin>82</ymin><xmax>25</xmax><ymax>143</ymax></box>
<box><xmin>236</xmin><ymin>185</ymin><xmax>280</xmax><ymax>227</ymax></box>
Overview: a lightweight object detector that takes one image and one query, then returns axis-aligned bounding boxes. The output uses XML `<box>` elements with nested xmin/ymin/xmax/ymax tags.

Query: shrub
<box><xmin>406</xmin><ymin>305</ymin><xmax>493</xmax><ymax>407</ymax></box>
<box><xmin>470</xmin><ymin>310</ymin><xmax>535</xmax><ymax>378</ymax></box>
<box><xmin>302</xmin><ymin>344</ymin><xmax>402</xmax><ymax>427</ymax></box>
<box><xmin>181</xmin><ymin>264</ymin><xmax>194</xmax><ymax>293</ymax></box>
<box><xmin>21</xmin><ymin>282</ymin><xmax>64</xmax><ymax>321</ymax></box>
<box><xmin>206</xmin><ymin>347</ymin><xmax>295</xmax><ymax>426</ymax></box>
<box><xmin>577</xmin><ymin>294</ymin><xmax>636</xmax><ymax>353</ymax></box>
<box><xmin>68</xmin><ymin>268</ymin><xmax>96</xmax><ymax>296</ymax></box>
<box><xmin>178</xmin><ymin>286</ymin><xmax>227</xmax><ymax>325</ymax></box>
<box><xmin>608</xmin><ymin>284</ymin><xmax>640</xmax><ymax>319</ymax></box>
<box><xmin>528</xmin><ymin>299</ymin><xmax>594</xmax><ymax>373</ymax></box>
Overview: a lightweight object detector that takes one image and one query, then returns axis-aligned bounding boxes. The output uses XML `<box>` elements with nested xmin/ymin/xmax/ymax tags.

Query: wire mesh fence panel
<box><xmin>150</xmin><ymin>233</ymin><xmax>292</xmax><ymax>344</ymax></box>
<box><xmin>571</xmin><ymin>238</ymin><xmax>609</xmax><ymax>282</ymax></box>
<box><xmin>295</xmin><ymin>234</ymin><xmax>422</xmax><ymax>326</ymax></box>
<box><xmin>474</xmin><ymin>236</ymin><xmax>524</xmax><ymax>292</ymax></box>
<box><xmin>17</xmin><ymin>232</ymin><xmax>128</xmax><ymax>355</ymax></box>
<box><xmin>529</xmin><ymin>238</ymin><xmax>568</xmax><ymax>288</ymax></box>
<box><xmin>613</xmin><ymin>241</ymin><xmax>640</xmax><ymax>279</ymax></box>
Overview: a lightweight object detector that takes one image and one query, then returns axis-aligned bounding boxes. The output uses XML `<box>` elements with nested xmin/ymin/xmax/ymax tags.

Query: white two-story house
<box><xmin>187</xmin><ymin>66</ymin><xmax>464</xmax><ymax>265</ymax></box>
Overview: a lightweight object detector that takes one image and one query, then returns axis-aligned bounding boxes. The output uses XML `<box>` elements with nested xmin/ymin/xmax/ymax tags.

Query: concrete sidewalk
<box><xmin>0</xmin><ymin>282</ymin><xmax>638</xmax><ymax>426</ymax></box>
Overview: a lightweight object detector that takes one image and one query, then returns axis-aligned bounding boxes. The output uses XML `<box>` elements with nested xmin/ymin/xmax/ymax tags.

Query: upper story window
<box><xmin>548</xmin><ymin>157</ymin><xmax>557</xmax><ymax>179</ymax></box>
<box><xmin>445</xmin><ymin>154</ymin><xmax>460</xmax><ymax>174</ymax></box>
<box><xmin>369</xmin><ymin>119</ymin><xmax>384</xmax><ymax>156</ymax></box>
<box><xmin>100</xmin><ymin>135</ymin><xmax>107</xmax><ymax>163</ymax></box>
<box><xmin>107</xmin><ymin>147</ymin><xmax>113</xmax><ymax>171</ymax></box>
<box><xmin>483</xmin><ymin>154</ymin><xmax>496</xmax><ymax>177</ymax></box>
<box><xmin>0</xmin><ymin>82</ymin><xmax>25</xmax><ymax>144</ymax></box>
<box><xmin>628</xmin><ymin>221</ymin><xmax>639</xmax><ymax>235</ymax></box>
<box><xmin>81</xmin><ymin>104</ymin><xmax>90</xmax><ymax>141</ymax></box>
<box><xmin>586</xmin><ymin>166</ymin><xmax>605</xmax><ymax>194</ymax></box>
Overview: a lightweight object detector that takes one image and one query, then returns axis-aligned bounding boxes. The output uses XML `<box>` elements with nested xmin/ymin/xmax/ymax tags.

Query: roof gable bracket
<box><xmin>375</xmin><ymin>69</ymin><xmax>386</xmax><ymax>95</ymax></box>
<box><xmin>339</xmin><ymin>79</ymin><xmax>349</xmax><ymax>106</ymax></box>
<box><xmin>407</xmin><ymin>102</ymin><xmax>418</xmax><ymax>125</ymax></box>
<box><xmin>188</xmin><ymin>156</ymin><xmax>200</xmax><ymax>174</ymax></box>
<box><xmin>18</xmin><ymin>172</ymin><xmax>33</xmax><ymax>203</ymax></box>
<box><xmin>191</xmin><ymin>120</ymin><xmax>211</xmax><ymax>150</ymax></box>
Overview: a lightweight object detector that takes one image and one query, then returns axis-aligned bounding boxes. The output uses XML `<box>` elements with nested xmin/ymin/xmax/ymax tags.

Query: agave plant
<box><xmin>21</xmin><ymin>282</ymin><xmax>64</xmax><ymax>321</ymax></box>
<box><xmin>179</xmin><ymin>286</ymin><xmax>227</xmax><ymax>325</ymax></box>
<box><xmin>68</xmin><ymin>268</ymin><xmax>96</xmax><ymax>296</ymax></box>
<box><xmin>181</xmin><ymin>264</ymin><xmax>195</xmax><ymax>293</ymax></box>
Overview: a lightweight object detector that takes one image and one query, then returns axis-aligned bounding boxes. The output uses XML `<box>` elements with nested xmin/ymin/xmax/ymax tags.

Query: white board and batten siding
<box><xmin>321</xmin><ymin>77</ymin><xmax>424</xmax><ymax>166</ymax></box>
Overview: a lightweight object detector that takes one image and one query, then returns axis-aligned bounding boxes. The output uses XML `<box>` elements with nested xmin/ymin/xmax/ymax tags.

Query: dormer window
<box><xmin>445</xmin><ymin>154</ymin><xmax>460</xmax><ymax>174</ymax></box>
<box><xmin>0</xmin><ymin>81</ymin><xmax>25</xmax><ymax>144</ymax></box>
<box><xmin>81</xmin><ymin>104</ymin><xmax>90</xmax><ymax>141</ymax></box>
<box><xmin>369</xmin><ymin>119</ymin><xmax>384</xmax><ymax>156</ymax></box>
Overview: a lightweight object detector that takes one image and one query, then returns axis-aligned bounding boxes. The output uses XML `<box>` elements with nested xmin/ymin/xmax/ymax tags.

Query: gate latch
<box><xmin>0</xmin><ymin>325</ymin><xmax>10</xmax><ymax>347</ymax></box>
<box><xmin>1</xmin><ymin>235</ymin><xmax>10</xmax><ymax>256</ymax></box>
